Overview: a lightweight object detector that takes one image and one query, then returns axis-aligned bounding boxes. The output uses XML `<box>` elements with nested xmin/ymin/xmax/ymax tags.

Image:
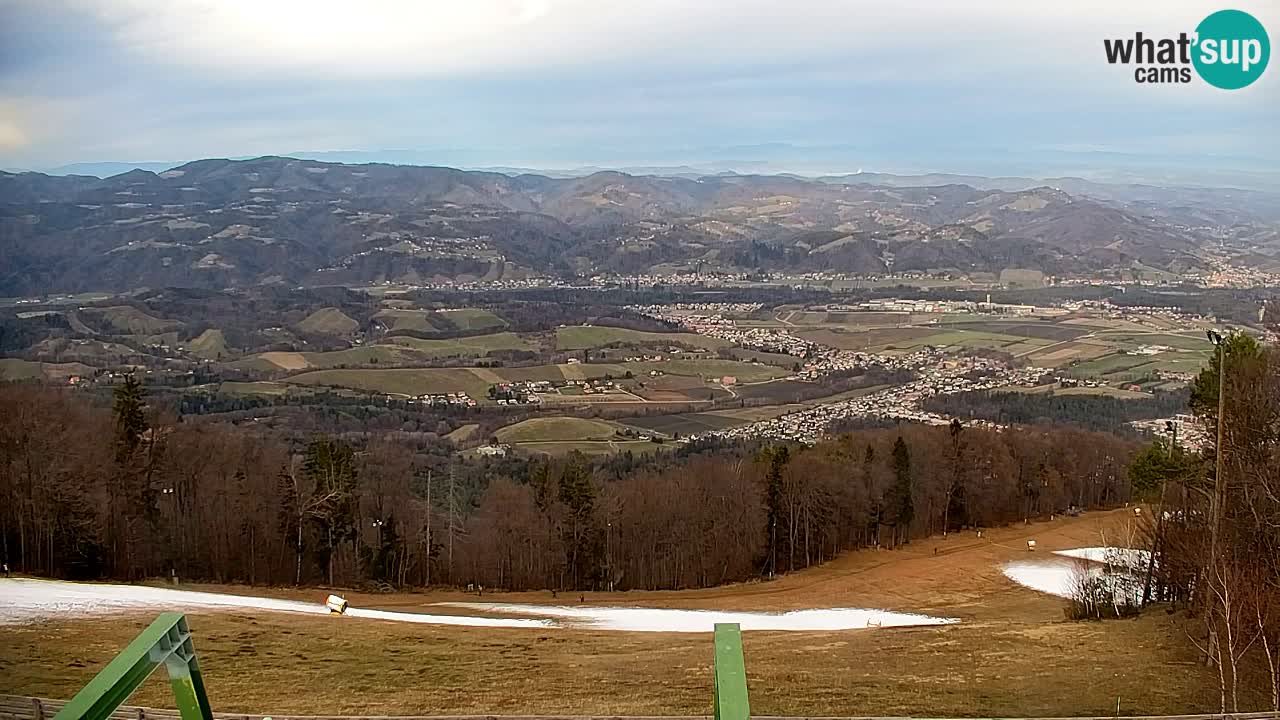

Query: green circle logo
<box><xmin>1193</xmin><ymin>9</ymin><xmax>1270</xmax><ymax>89</ymax></box>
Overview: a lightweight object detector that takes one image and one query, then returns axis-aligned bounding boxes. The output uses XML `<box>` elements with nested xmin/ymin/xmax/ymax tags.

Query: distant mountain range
<box><xmin>2</xmin><ymin>156</ymin><xmax>1278</xmax><ymax>295</ymax></box>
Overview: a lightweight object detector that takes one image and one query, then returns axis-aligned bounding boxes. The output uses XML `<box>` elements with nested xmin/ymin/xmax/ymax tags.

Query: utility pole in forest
<box><xmin>1203</xmin><ymin>329</ymin><xmax>1228</xmax><ymax>667</ymax></box>
<box><xmin>448</xmin><ymin>463</ymin><xmax>456</xmax><ymax>581</ymax></box>
<box><xmin>424</xmin><ymin>469</ymin><xmax>432</xmax><ymax>586</ymax></box>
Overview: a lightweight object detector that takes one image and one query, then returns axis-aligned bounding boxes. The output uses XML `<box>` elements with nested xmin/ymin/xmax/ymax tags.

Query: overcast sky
<box><xmin>0</xmin><ymin>0</ymin><xmax>1276</xmax><ymax>181</ymax></box>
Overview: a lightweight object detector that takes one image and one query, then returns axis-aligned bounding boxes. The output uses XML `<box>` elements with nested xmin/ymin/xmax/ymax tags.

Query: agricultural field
<box><xmin>79</xmin><ymin>305</ymin><xmax>182</xmax><ymax>334</ymax></box>
<box><xmin>506</xmin><ymin>439</ymin><xmax>666</xmax><ymax>457</ymax></box>
<box><xmin>0</xmin><ymin>359</ymin><xmax>94</xmax><ymax>380</ymax></box>
<box><xmin>386</xmin><ymin>332</ymin><xmax>537</xmax><ymax>357</ymax></box>
<box><xmin>494</xmin><ymin>416</ymin><xmax>623</xmax><ymax>443</ymax></box>
<box><xmin>623</xmin><ymin>383</ymin><xmax>894</xmax><ymax>435</ymax></box>
<box><xmin>437</xmin><ymin>308</ymin><xmax>507</xmax><ymax>331</ymax></box>
<box><xmin>945</xmin><ymin>321</ymin><xmax>1090</xmax><ymax>341</ymax></box>
<box><xmin>773</xmin><ymin>307</ymin><xmax>1215</xmax><ymax>383</ymax></box>
<box><xmin>286</xmin><ymin>367</ymin><xmax>496</xmax><ymax>398</ymax></box>
<box><xmin>490</xmin><ymin>416</ymin><xmax>664</xmax><ymax>456</ymax></box>
<box><xmin>296</xmin><ymin>307</ymin><xmax>359</xmax><ymax>336</ymax></box>
<box><xmin>444</xmin><ymin>424</ymin><xmax>480</xmax><ymax>444</ymax></box>
<box><xmin>234</xmin><ymin>333</ymin><xmax>538</xmax><ymax>372</ymax></box>
<box><xmin>185</xmin><ymin>329</ymin><xmax>229</xmax><ymax>360</ymax></box>
<box><xmin>371</xmin><ymin>309</ymin><xmax>438</xmax><ymax>333</ymax></box>
<box><xmin>280</xmin><ymin>358</ymin><xmax>787</xmax><ymax>401</ymax></box>
<box><xmin>619</xmin><ymin>412</ymin><xmax>743</xmax><ymax>436</ymax></box>
<box><xmin>795</xmin><ymin>326</ymin><xmax>938</xmax><ymax>351</ymax></box>
<box><xmin>555</xmin><ymin>325</ymin><xmax>728</xmax><ymax>351</ymax></box>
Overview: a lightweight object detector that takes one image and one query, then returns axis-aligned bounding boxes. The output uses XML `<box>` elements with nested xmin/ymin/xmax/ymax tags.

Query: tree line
<box><xmin>924</xmin><ymin>386</ymin><xmax>1188</xmax><ymax>432</ymax></box>
<box><xmin>0</xmin><ymin>377</ymin><xmax>1137</xmax><ymax>593</ymax></box>
<box><xmin>1129</xmin><ymin>333</ymin><xmax>1280</xmax><ymax>711</ymax></box>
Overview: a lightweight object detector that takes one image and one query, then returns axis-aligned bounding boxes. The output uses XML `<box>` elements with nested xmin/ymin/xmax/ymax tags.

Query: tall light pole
<box><xmin>1206</xmin><ymin>330</ymin><xmax>1227</xmax><ymax>567</ymax></box>
<box><xmin>1203</xmin><ymin>330</ymin><xmax>1228</xmax><ymax>665</ymax></box>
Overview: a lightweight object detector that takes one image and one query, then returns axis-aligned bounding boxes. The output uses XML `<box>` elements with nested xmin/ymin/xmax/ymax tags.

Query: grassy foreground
<box><xmin>0</xmin><ymin>511</ymin><xmax>1224</xmax><ymax>716</ymax></box>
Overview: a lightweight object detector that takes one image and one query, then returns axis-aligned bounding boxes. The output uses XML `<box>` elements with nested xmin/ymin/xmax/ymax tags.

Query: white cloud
<box><xmin>71</xmin><ymin>0</ymin><xmax>1269</xmax><ymax>79</ymax></box>
<box><xmin>0</xmin><ymin>121</ymin><xmax>27</xmax><ymax>151</ymax></box>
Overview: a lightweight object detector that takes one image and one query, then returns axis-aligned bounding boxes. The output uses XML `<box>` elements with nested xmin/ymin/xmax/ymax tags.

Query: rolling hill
<box><xmin>1</xmin><ymin>156</ymin><xmax>1259</xmax><ymax>294</ymax></box>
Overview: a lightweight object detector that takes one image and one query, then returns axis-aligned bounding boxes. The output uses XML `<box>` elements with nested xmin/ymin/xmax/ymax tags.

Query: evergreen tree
<box><xmin>557</xmin><ymin>453</ymin><xmax>598</xmax><ymax>588</ymax></box>
<box><xmin>112</xmin><ymin>373</ymin><xmax>148</xmax><ymax>464</ymax></box>
<box><xmin>530</xmin><ymin>462</ymin><xmax>555</xmax><ymax>513</ymax></box>
<box><xmin>890</xmin><ymin>436</ymin><xmax>914</xmax><ymax>545</ymax></box>
<box><xmin>303</xmin><ymin>438</ymin><xmax>358</xmax><ymax>585</ymax></box>
<box><xmin>760</xmin><ymin>444</ymin><xmax>790</xmax><ymax>574</ymax></box>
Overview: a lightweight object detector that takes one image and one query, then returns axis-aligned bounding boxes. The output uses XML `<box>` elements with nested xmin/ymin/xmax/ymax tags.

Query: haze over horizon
<box><xmin>2</xmin><ymin>1</ymin><xmax>1277</xmax><ymax>188</ymax></box>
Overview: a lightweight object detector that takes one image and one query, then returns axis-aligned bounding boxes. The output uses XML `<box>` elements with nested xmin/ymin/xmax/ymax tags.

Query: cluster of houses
<box><xmin>628</xmin><ymin>304</ymin><xmax>815</xmax><ymax>357</ymax></box>
<box><xmin>1129</xmin><ymin>414</ymin><xmax>1209</xmax><ymax>451</ymax></box>
<box><xmin>410</xmin><ymin>392</ymin><xmax>477</xmax><ymax>408</ymax></box>
<box><xmin>703</xmin><ymin>354</ymin><xmax>1051</xmax><ymax>445</ymax></box>
<box><xmin>488</xmin><ymin>378</ymin><xmax>625</xmax><ymax>404</ymax></box>
<box><xmin>489</xmin><ymin>381</ymin><xmax>549</xmax><ymax>405</ymax></box>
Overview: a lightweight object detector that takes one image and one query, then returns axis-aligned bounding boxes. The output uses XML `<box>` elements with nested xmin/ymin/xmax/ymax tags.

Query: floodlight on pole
<box><xmin>1206</xmin><ymin>330</ymin><xmax>1227</xmax><ymax>579</ymax></box>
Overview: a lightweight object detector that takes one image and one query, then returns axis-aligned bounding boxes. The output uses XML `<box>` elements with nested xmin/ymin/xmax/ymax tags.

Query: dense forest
<box><xmin>1126</xmin><ymin>334</ymin><xmax>1279</xmax><ymax>711</ymax></box>
<box><xmin>924</xmin><ymin>387</ymin><xmax>1189</xmax><ymax>431</ymax></box>
<box><xmin>0</xmin><ymin>378</ymin><xmax>1136</xmax><ymax>592</ymax></box>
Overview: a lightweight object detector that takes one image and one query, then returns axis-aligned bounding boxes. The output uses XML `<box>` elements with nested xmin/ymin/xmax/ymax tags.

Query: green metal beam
<box><xmin>713</xmin><ymin>623</ymin><xmax>750</xmax><ymax>720</ymax></box>
<box><xmin>53</xmin><ymin>613</ymin><xmax>212</xmax><ymax>720</ymax></box>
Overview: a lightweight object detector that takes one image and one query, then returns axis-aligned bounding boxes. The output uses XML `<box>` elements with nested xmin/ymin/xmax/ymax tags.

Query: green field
<box><xmin>513</xmin><ymin>440</ymin><xmax>665</xmax><ymax>457</ymax></box>
<box><xmin>186</xmin><ymin>329</ymin><xmax>229</xmax><ymax>360</ymax></box>
<box><xmin>387</xmin><ymin>332</ymin><xmax>536</xmax><ymax>357</ymax></box>
<box><xmin>372</xmin><ymin>309</ymin><xmax>437</xmax><ymax>333</ymax></box>
<box><xmin>297</xmin><ymin>307</ymin><xmax>359</xmax><ymax>336</ymax></box>
<box><xmin>1066</xmin><ymin>352</ymin><xmax>1153</xmax><ymax>377</ymax></box>
<box><xmin>438</xmin><ymin>308</ymin><xmax>507</xmax><ymax>331</ymax></box>
<box><xmin>213</xmin><ymin>381</ymin><xmax>294</xmax><ymax>396</ymax></box>
<box><xmin>283</xmin><ymin>358</ymin><xmax>791</xmax><ymax>398</ymax></box>
<box><xmin>619</xmin><ymin>412</ymin><xmax>742</xmax><ymax>436</ymax></box>
<box><xmin>0</xmin><ymin>359</ymin><xmax>94</xmax><ymax>380</ymax></box>
<box><xmin>0</xmin><ymin>358</ymin><xmax>44</xmax><ymax>379</ymax></box>
<box><xmin>795</xmin><ymin>327</ymin><xmax>937</xmax><ymax>351</ymax></box>
<box><xmin>495</xmin><ymin>416</ymin><xmax>621</xmax><ymax>443</ymax></box>
<box><xmin>80</xmin><ymin>305</ymin><xmax>182</xmax><ymax>334</ymax></box>
<box><xmin>287</xmin><ymin>368</ymin><xmax>494</xmax><ymax>397</ymax></box>
<box><xmin>898</xmin><ymin>330</ymin><xmax>1054</xmax><ymax>351</ymax></box>
<box><xmin>1092</xmin><ymin>331</ymin><xmax>1211</xmax><ymax>352</ymax></box>
<box><xmin>445</xmin><ymin>424</ymin><xmax>480</xmax><ymax>443</ymax></box>
<box><xmin>555</xmin><ymin>325</ymin><xmax>728</xmax><ymax>351</ymax></box>
<box><xmin>237</xmin><ymin>333</ymin><xmax>537</xmax><ymax>371</ymax></box>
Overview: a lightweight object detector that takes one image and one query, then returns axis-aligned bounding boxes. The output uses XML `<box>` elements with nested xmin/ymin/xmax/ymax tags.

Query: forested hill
<box><xmin>924</xmin><ymin>388</ymin><xmax>1189</xmax><ymax>432</ymax></box>
<box><xmin>1</xmin><ymin>380</ymin><xmax>1137</xmax><ymax>590</ymax></box>
<box><xmin>0</xmin><ymin>155</ymin><xmax>1227</xmax><ymax>294</ymax></box>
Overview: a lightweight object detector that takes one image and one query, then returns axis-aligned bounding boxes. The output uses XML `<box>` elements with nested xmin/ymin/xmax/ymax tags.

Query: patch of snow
<box><xmin>1053</xmin><ymin>547</ymin><xmax>1150</xmax><ymax>569</ymax></box>
<box><xmin>440</xmin><ymin>603</ymin><xmax>957</xmax><ymax>633</ymax></box>
<box><xmin>0</xmin><ymin>579</ymin><xmax>548</xmax><ymax>629</ymax></box>
<box><xmin>1</xmin><ymin>580</ymin><xmax>956</xmax><ymax>633</ymax></box>
<box><xmin>1002</xmin><ymin>559</ymin><xmax>1079</xmax><ymax>598</ymax></box>
<box><xmin>1004</xmin><ymin>546</ymin><xmax>1148</xmax><ymax>603</ymax></box>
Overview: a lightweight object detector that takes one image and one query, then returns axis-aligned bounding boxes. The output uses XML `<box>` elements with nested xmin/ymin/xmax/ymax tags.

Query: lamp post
<box><xmin>1203</xmin><ymin>330</ymin><xmax>1228</xmax><ymax>664</ymax></box>
<box><xmin>1206</xmin><ymin>330</ymin><xmax>1226</xmax><ymax>567</ymax></box>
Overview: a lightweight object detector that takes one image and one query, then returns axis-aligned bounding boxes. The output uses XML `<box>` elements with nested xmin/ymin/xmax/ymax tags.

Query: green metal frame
<box><xmin>53</xmin><ymin>613</ymin><xmax>212</xmax><ymax>720</ymax></box>
<box><xmin>713</xmin><ymin>623</ymin><xmax>750</xmax><ymax>720</ymax></box>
